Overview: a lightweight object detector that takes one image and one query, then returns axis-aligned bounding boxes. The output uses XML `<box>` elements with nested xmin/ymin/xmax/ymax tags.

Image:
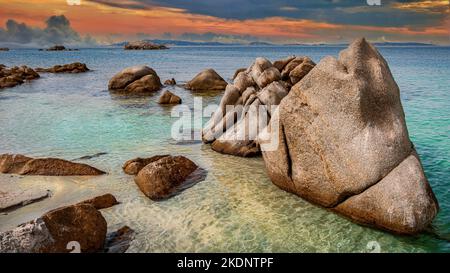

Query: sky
<box><xmin>0</xmin><ymin>0</ymin><xmax>449</xmax><ymax>46</ymax></box>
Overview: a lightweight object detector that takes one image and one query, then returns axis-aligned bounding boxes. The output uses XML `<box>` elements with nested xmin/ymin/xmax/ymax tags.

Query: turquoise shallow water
<box><xmin>0</xmin><ymin>46</ymin><xmax>449</xmax><ymax>252</ymax></box>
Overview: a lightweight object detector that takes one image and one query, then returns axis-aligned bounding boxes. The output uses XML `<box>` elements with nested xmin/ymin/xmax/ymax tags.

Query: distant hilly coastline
<box><xmin>111</xmin><ymin>39</ymin><xmax>438</xmax><ymax>47</ymax></box>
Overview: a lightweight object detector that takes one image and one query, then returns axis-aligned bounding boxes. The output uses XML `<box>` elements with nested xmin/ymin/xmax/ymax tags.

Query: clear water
<box><xmin>0</xmin><ymin>46</ymin><xmax>449</xmax><ymax>252</ymax></box>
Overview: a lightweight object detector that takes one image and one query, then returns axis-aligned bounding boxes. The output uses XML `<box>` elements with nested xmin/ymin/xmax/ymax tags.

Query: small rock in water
<box><xmin>0</xmin><ymin>153</ymin><xmax>106</xmax><ymax>176</ymax></box>
<box><xmin>73</xmin><ymin>152</ymin><xmax>108</xmax><ymax>160</ymax></box>
<box><xmin>185</xmin><ymin>69</ymin><xmax>227</xmax><ymax>91</ymax></box>
<box><xmin>103</xmin><ymin>226</ymin><xmax>135</xmax><ymax>253</ymax></box>
<box><xmin>108</xmin><ymin>65</ymin><xmax>162</xmax><ymax>94</ymax></box>
<box><xmin>158</xmin><ymin>90</ymin><xmax>181</xmax><ymax>104</ymax></box>
<box><xmin>164</xmin><ymin>78</ymin><xmax>176</xmax><ymax>85</ymax></box>
<box><xmin>35</xmin><ymin>62</ymin><xmax>89</xmax><ymax>73</ymax></box>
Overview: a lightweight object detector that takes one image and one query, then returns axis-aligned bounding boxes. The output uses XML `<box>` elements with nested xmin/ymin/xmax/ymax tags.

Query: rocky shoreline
<box><xmin>0</xmin><ymin>38</ymin><xmax>441</xmax><ymax>252</ymax></box>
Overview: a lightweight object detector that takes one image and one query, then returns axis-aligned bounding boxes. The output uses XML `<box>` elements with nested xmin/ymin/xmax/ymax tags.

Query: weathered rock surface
<box><xmin>124</xmin><ymin>41</ymin><xmax>168</xmax><ymax>50</ymax></box>
<box><xmin>158</xmin><ymin>90</ymin><xmax>182</xmax><ymax>104</ymax></box>
<box><xmin>77</xmin><ymin>193</ymin><xmax>119</xmax><ymax>210</ymax></box>
<box><xmin>122</xmin><ymin>155</ymin><xmax>170</xmax><ymax>175</ymax></box>
<box><xmin>0</xmin><ymin>204</ymin><xmax>107</xmax><ymax>253</ymax></box>
<box><xmin>260</xmin><ymin>38</ymin><xmax>439</xmax><ymax>234</ymax></box>
<box><xmin>35</xmin><ymin>62</ymin><xmax>89</xmax><ymax>73</ymax></box>
<box><xmin>108</xmin><ymin>65</ymin><xmax>161</xmax><ymax>94</ymax></box>
<box><xmin>185</xmin><ymin>69</ymin><xmax>227</xmax><ymax>91</ymax></box>
<box><xmin>134</xmin><ymin>155</ymin><xmax>199</xmax><ymax>200</ymax></box>
<box><xmin>202</xmin><ymin>55</ymin><xmax>315</xmax><ymax>157</ymax></box>
<box><xmin>0</xmin><ymin>65</ymin><xmax>40</xmax><ymax>89</ymax></box>
<box><xmin>0</xmin><ymin>154</ymin><xmax>105</xmax><ymax>176</ymax></box>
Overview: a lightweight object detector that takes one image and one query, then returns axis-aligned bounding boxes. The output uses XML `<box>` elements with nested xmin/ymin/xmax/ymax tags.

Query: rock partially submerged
<box><xmin>122</xmin><ymin>155</ymin><xmax>170</xmax><ymax>175</ymax></box>
<box><xmin>124</xmin><ymin>41</ymin><xmax>168</xmax><ymax>50</ymax></box>
<box><xmin>0</xmin><ymin>48</ymin><xmax>9</xmax><ymax>51</ymax></box>
<box><xmin>185</xmin><ymin>69</ymin><xmax>227</xmax><ymax>91</ymax></box>
<box><xmin>0</xmin><ymin>187</ymin><xmax>52</xmax><ymax>213</ymax></box>
<box><xmin>202</xmin><ymin>56</ymin><xmax>314</xmax><ymax>157</ymax></box>
<box><xmin>164</xmin><ymin>78</ymin><xmax>176</xmax><ymax>85</ymax></box>
<box><xmin>0</xmin><ymin>154</ymin><xmax>105</xmax><ymax>176</ymax></box>
<box><xmin>260</xmin><ymin>38</ymin><xmax>439</xmax><ymax>234</ymax></box>
<box><xmin>77</xmin><ymin>193</ymin><xmax>119</xmax><ymax>210</ymax></box>
<box><xmin>158</xmin><ymin>90</ymin><xmax>182</xmax><ymax>104</ymax></box>
<box><xmin>104</xmin><ymin>226</ymin><xmax>135</xmax><ymax>253</ymax></box>
<box><xmin>0</xmin><ymin>65</ymin><xmax>40</xmax><ymax>89</ymax></box>
<box><xmin>0</xmin><ymin>204</ymin><xmax>107</xmax><ymax>253</ymax></box>
<box><xmin>131</xmin><ymin>155</ymin><xmax>203</xmax><ymax>200</ymax></box>
<box><xmin>108</xmin><ymin>65</ymin><xmax>162</xmax><ymax>94</ymax></box>
<box><xmin>35</xmin><ymin>62</ymin><xmax>89</xmax><ymax>73</ymax></box>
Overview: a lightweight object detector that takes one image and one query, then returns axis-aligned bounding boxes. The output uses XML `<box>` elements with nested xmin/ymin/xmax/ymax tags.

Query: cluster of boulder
<box><xmin>123</xmin><ymin>155</ymin><xmax>204</xmax><ymax>200</ymax></box>
<box><xmin>39</xmin><ymin>45</ymin><xmax>79</xmax><ymax>51</ymax></box>
<box><xmin>202</xmin><ymin>55</ymin><xmax>315</xmax><ymax>157</ymax></box>
<box><xmin>0</xmin><ymin>65</ymin><xmax>40</xmax><ymax>89</ymax></box>
<box><xmin>0</xmin><ymin>194</ymin><xmax>133</xmax><ymax>253</ymax></box>
<box><xmin>201</xmin><ymin>38</ymin><xmax>438</xmax><ymax>234</ymax></box>
<box><xmin>124</xmin><ymin>41</ymin><xmax>168</xmax><ymax>50</ymax></box>
<box><xmin>35</xmin><ymin>62</ymin><xmax>89</xmax><ymax>73</ymax></box>
<box><xmin>0</xmin><ymin>154</ymin><xmax>106</xmax><ymax>176</ymax></box>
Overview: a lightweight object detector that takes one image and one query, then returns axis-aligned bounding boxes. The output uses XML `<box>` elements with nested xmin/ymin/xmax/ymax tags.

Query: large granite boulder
<box><xmin>134</xmin><ymin>156</ymin><xmax>198</xmax><ymax>200</ymax></box>
<box><xmin>0</xmin><ymin>65</ymin><xmax>40</xmax><ymax>89</ymax></box>
<box><xmin>260</xmin><ymin>38</ymin><xmax>439</xmax><ymax>234</ymax></box>
<box><xmin>202</xmin><ymin>56</ymin><xmax>314</xmax><ymax>157</ymax></box>
<box><xmin>0</xmin><ymin>154</ymin><xmax>105</xmax><ymax>176</ymax></box>
<box><xmin>185</xmin><ymin>69</ymin><xmax>227</xmax><ymax>91</ymax></box>
<box><xmin>35</xmin><ymin>62</ymin><xmax>89</xmax><ymax>73</ymax></box>
<box><xmin>108</xmin><ymin>65</ymin><xmax>162</xmax><ymax>94</ymax></box>
<box><xmin>0</xmin><ymin>204</ymin><xmax>107</xmax><ymax>253</ymax></box>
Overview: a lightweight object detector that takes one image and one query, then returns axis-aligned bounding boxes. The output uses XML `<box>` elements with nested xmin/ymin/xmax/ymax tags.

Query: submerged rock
<box><xmin>0</xmin><ymin>187</ymin><xmax>52</xmax><ymax>213</ymax></box>
<box><xmin>124</xmin><ymin>41</ymin><xmax>168</xmax><ymax>50</ymax></box>
<box><xmin>0</xmin><ymin>154</ymin><xmax>105</xmax><ymax>176</ymax></box>
<box><xmin>122</xmin><ymin>155</ymin><xmax>170</xmax><ymax>175</ymax></box>
<box><xmin>108</xmin><ymin>65</ymin><xmax>162</xmax><ymax>94</ymax></box>
<box><xmin>0</xmin><ymin>204</ymin><xmax>107</xmax><ymax>253</ymax></box>
<box><xmin>35</xmin><ymin>62</ymin><xmax>89</xmax><ymax>73</ymax></box>
<box><xmin>185</xmin><ymin>69</ymin><xmax>227</xmax><ymax>91</ymax></box>
<box><xmin>164</xmin><ymin>78</ymin><xmax>176</xmax><ymax>85</ymax></box>
<box><xmin>202</xmin><ymin>55</ymin><xmax>315</xmax><ymax>157</ymax></box>
<box><xmin>0</xmin><ymin>65</ymin><xmax>40</xmax><ymax>89</ymax></box>
<box><xmin>104</xmin><ymin>226</ymin><xmax>135</xmax><ymax>253</ymax></box>
<box><xmin>0</xmin><ymin>48</ymin><xmax>9</xmax><ymax>51</ymax></box>
<box><xmin>134</xmin><ymin>155</ymin><xmax>199</xmax><ymax>200</ymax></box>
<box><xmin>260</xmin><ymin>38</ymin><xmax>438</xmax><ymax>234</ymax></box>
<box><xmin>158</xmin><ymin>90</ymin><xmax>182</xmax><ymax>104</ymax></box>
<box><xmin>41</xmin><ymin>45</ymin><xmax>78</xmax><ymax>51</ymax></box>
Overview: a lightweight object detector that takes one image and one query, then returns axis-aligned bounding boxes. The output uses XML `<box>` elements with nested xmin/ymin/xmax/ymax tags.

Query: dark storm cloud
<box><xmin>88</xmin><ymin>0</ymin><xmax>448</xmax><ymax>27</ymax></box>
<box><xmin>0</xmin><ymin>15</ymin><xmax>96</xmax><ymax>47</ymax></box>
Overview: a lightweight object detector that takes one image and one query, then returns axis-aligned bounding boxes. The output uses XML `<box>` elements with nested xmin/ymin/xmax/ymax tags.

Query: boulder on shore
<box><xmin>108</xmin><ymin>65</ymin><xmax>162</xmax><ymax>94</ymax></box>
<box><xmin>134</xmin><ymin>155</ymin><xmax>199</xmax><ymax>200</ymax></box>
<box><xmin>124</xmin><ymin>41</ymin><xmax>168</xmax><ymax>50</ymax></box>
<box><xmin>0</xmin><ymin>204</ymin><xmax>107</xmax><ymax>253</ymax></box>
<box><xmin>185</xmin><ymin>69</ymin><xmax>227</xmax><ymax>91</ymax></box>
<box><xmin>0</xmin><ymin>65</ymin><xmax>40</xmax><ymax>89</ymax></box>
<box><xmin>0</xmin><ymin>154</ymin><xmax>105</xmax><ymax>176</ymax></box>
<box><xmin>260</xmin><ymin>38</ymin><xmax>438</xmax><ymax>234</ymax></box>
<box><xmin>35</xmin><ymin>62</ymin><xmax>89</xmax><ymax>73</ymax></box>
<box><xmin>158</xmin><ymin>90</ymin><xmax>182</xmax><ymax>104</ymax></box>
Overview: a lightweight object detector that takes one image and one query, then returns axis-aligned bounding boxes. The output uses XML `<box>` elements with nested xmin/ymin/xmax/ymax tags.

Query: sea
<box><xmin>0</xmin><ymin>45</ymin><xmax>449</xmax><ymax>252</ymax></box>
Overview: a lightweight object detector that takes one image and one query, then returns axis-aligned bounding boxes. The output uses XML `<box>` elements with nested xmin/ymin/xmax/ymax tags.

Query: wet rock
<box><xmin>0</xmin><ymin>204</ymin><xmax>107</xmax><ymax>253</ymax></box>
<box><xmin>124</xmin><ymin>41</ymin><xmax>168</xmax><ymax>50</ymax></box>
<box><xmin>185</xmin><ymin>69</ymin><xmax>227</xmax><ymax>91</ymax></box>
<box><xmin>0</xmin><ymin>154</ymin><xmax>106</xmax><ymax>176</ymax></box>
<box><xmin>104</xmin><ymin>226</ymin><xmax>135</xmax><ymax>253</ymax></box>
<box><xmin>134</xmin><ymin>155</ymin><xmax>199</xmax><ymax>200</ymax></box>
<box><xmin>158</xmin><ymin>90</ymin><xmax>181</xmax><ymax>104</ymax></box>
<box><xmin>35</xmin><ymin>62</ymin><xmax>89</xmax><ymax>73</ymax></box>
<box><xmin>0</xmin><ymin>187</ymin><xmax>51</xmax><ymax>213</ymax></box>
<box><xmin>260</xmin><ymin>38</ymin><xmax>438</xmax><ymax>234</ymax></box>
<box><xmin>77</xmin><ymin>194</ymin><xmax>119</xmax><ymax>210</ymax></box>
<box><xmin>73</xmin><ymin>152</ymin><xmax>108</xmax><ymax>160</ymax></box>
<box><xmin>122</xmin><ymin>155</ymin><xmax>170</xmax><ymax>175</ymax></box>
<box><xmin>108</xmin><ymin>65</ymin><xmax>161</xmax><ymax>94</ymax></box>
<box><xmin>0</xmin><ymin>65</ymin><xmax>40</xmax><ymax>89</ymax></box>
<box><xmin>164</xmin><ymin>78</ymin><xmax>176</xmax><ymax>85</ymax></box>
